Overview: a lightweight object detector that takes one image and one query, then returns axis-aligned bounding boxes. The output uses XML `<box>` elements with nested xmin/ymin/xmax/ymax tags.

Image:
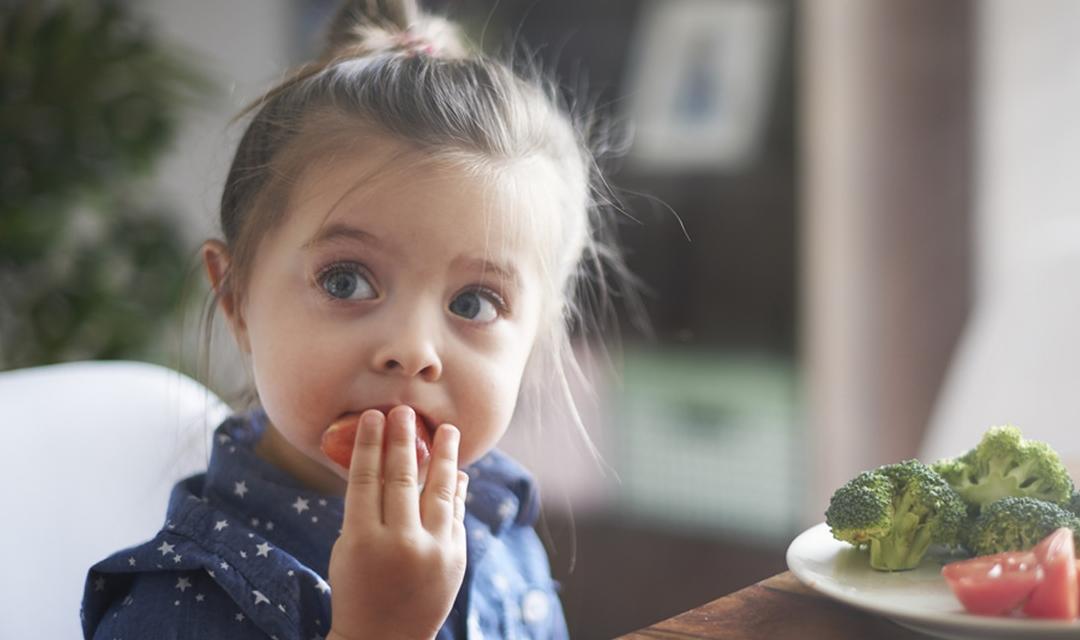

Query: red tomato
<box><xmin>942</xmin><ymin>551</ymin><xmax>1042</xmax><ymax>616</ymax></box>
<box><xmin>1023</xmin><ymin>528</ymin><xmax>1078</xmax><ymax>620</ymax></box>
<box><xmin>320</xmin><ymin>416</ymin><xmax>359</xmax><ymax>469</ymax></box>
<box><xmin>319</xmin><ymin>414</ymin><xmax>431</xmax><ymax>472</ymax></box>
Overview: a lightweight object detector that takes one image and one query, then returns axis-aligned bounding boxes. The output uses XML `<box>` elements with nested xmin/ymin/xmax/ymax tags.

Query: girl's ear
<box><xmin>201</xmin><ymin>239</ymin><xmax>252</xmax><ymax>353</ymax></box>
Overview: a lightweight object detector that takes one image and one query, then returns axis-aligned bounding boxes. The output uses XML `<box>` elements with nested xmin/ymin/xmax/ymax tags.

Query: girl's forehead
<box><xmin>288</xmin><ymin>141</ymin><xmax>566</xmax><ymax>256</ymax></box>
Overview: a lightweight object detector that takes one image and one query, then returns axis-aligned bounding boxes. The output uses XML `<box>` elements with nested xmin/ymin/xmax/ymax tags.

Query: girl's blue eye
<box><xmin>318</xmin><ymin>265</ymin><xmax>376</xmax><ymax>301</ymax></box>
<box><xmin>449</xmin><ymin>289</ymin><xmax>501</xmax><ymax>322</ymax></box>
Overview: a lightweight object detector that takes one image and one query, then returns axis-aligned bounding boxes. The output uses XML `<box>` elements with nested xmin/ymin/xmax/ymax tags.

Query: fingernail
<box><xmin>361</xmin><ymin>411</ymin><xmax>382</xmax><ymax>429</ymax></box>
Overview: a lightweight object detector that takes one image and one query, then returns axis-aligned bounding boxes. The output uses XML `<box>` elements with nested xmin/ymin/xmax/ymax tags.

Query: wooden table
<box><xmin>620</xmin><ymin>571</ymin><xmax>927</xmax><ymax>639</ymax></box>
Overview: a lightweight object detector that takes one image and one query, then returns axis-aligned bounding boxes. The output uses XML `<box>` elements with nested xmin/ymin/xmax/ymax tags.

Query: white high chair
<box><xmin>920</xmin><ymin>224</ymin><xmax>1080</xmax><ymax>478</ymax></box>
<box><xmin>0</xmin><ymin>360</ymin><xmax>229</xmax><ymax>640</ymax></box>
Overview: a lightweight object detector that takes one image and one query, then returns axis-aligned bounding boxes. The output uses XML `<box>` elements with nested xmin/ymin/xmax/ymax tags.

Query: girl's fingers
<box><xmin>453</xmin><ymin>470</ymin><xmax>469</xmax><ymax>529</ymax></box>
<box><xmin>382</xmin><ymin>405</ymin><xmax>421</xmax><ymax>529</ymax></box>
<box><xmin>420</xmin><ymin>424</ymin><xmax>461</xmax><ymax>536</ymax></box>
<box><xmin>342</xmin><ymin>410</ymin><xmax>385</xmax><ymax>526</ymax></box>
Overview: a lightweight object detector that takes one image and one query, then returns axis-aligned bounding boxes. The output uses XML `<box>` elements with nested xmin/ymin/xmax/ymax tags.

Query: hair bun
<box><xmin>323</xmin><ymin>0</ymin><xmax>469</xmax><ymax>60</ymax></box>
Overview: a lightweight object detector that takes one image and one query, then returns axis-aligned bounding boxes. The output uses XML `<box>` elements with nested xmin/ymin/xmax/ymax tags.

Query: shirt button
<box><xmin>521</xmin><ymin>589</ymin><xmax>550</xmax><ymax>624</ymax></box>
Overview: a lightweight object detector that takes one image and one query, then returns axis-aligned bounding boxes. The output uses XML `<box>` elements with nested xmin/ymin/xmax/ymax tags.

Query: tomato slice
<box><xmin>1023</xmin><ymin>528</ymin><xmax>1078</xmax><ymax>620</ymax></box>
<box><xmin>319</xmin><ymin>414</ymin><xmax>431</xmax><ymax>473</ymax></box>
<box><xmin>942</xmin><ymin>551</ymin><xmax>1042</xmax><ymax>616</ymax></box>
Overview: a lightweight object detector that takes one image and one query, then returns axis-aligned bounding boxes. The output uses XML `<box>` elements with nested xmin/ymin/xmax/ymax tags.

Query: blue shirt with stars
<box><xmin>82</xmin><ymin>409</ymin><xmax>569</xmax><ymax>639</ymax></box>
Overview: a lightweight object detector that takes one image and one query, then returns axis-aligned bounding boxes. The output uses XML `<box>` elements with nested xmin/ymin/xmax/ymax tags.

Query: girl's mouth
<box><xmin>319</xmin><ymin>406</ymin><xmax>435</xmax><ymax>476</ymax></box>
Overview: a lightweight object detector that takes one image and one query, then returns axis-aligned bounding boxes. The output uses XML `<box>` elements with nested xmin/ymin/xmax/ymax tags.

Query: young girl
<box><xmin>81</xmin><ymin>1</ymin><xmax>628</xmax><ymax>638</ymax></box>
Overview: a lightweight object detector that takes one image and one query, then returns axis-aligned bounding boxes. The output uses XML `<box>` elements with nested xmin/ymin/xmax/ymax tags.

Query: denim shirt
<box><xmin>82</xmin><ymin>410</ymin><xmax>569</xmax><ymax>639</ymax></box>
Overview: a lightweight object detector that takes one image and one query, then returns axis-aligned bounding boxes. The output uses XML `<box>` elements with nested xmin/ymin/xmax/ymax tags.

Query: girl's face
<box><xmin>206</xmin><ymin>136</ymin><xmax>550</xmax><ymax>494</ymax></box>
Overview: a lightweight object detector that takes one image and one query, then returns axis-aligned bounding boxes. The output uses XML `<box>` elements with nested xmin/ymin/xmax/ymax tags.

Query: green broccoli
<box><xmin>963</xmin><ymin>496</ymin><xmax>1080</xmax><ymax>556</ymax></box>
<box><xmin>931</xmin><ymin>425</ymin><xmax>1074</xmax><ymax>514</ymax></box>
<box><xmin>1068</xmin><ymin>490</ymin><xmax>1080</xmax><ymax>518</ymax></box>
<box><xmin>825</xmin><ymin>460</ymin><xmax>966</xmax><ymax>571</ymax></box>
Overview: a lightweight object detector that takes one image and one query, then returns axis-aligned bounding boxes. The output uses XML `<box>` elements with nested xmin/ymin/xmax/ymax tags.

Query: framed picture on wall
<box><xmin>624</xmin><ymin>0</ymin><xmax>785</xmax><ymax>172</ymax></box>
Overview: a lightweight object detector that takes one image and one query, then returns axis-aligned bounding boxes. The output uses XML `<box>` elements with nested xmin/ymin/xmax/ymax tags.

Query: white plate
<box><xmin>786</xmin><ymin>522</ymin><xmax>1080</xmax><ymax>640</ymax></box>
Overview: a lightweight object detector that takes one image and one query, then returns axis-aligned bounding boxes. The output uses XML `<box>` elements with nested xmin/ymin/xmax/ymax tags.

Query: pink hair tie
<box><xmin>394</xmin><ymin>30</ymin><xmax>436</xmax><ymax>57</ymax></box>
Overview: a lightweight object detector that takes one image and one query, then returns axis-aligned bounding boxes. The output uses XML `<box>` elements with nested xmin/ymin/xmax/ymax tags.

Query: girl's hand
<box><xmin>327</xmin><ymin>406</ymin><xmax>469</xmax><ymax>640</ymax></box>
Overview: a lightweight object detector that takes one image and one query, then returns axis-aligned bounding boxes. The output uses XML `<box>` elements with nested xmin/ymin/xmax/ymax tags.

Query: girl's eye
<box><xmin>318</xmin><ymin>264</ymin><xmax>376</xmax><ymax>301</ymax></box>
<box><xmin>449</xmin><ymin>289</ymin><xmax>503</xmax><ymax>323</ymax></box>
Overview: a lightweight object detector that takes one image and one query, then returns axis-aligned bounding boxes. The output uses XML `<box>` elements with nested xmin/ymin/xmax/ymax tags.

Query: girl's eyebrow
<box><xmin>303</xmin><ymin>223</ymin><xmax>381</xmax><ymax>250</ymax></box>
<box><xmin>454</xmin><ymin>256</ymin><xmax>521</xmax><ymax>289</ymax></box>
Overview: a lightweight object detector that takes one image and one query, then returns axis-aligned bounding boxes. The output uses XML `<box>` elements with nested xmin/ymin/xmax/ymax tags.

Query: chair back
<box><xmin>0</xmin><ymin>360</ymin><xmax>229</xmax><ymax>640</ymax></box>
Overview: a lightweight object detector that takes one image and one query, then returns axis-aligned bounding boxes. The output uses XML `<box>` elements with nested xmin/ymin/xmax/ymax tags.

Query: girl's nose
<box><xmin>370</xmin><ymin>320</ymin><xmax>443</xmax><ymax>381</ymax></box>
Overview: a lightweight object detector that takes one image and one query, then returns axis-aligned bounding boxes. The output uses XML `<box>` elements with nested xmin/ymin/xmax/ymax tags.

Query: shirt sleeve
<box><xmin>87</xmin><ymin>569</ymin><xmax>271</xmax><ymax>640</ymax></box>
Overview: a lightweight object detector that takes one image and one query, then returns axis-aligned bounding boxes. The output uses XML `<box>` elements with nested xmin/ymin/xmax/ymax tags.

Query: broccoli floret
<box><xmin>1068</xmin><ymin>490</ymin><xmax>1080</xmax><ymax>518</ymax></box>
<box><xmin>825</xmin><ymin>460</ymin><xmax>966</xmax><ymax>571</ymax></box>
<box><xmin>931</xmin><ymin>425</ymin><xmax>1074</xmax><ymax>514</ymax></box>
<box><xmin>964</xmin><ymin>496</ymin><xmax>1080</xmax><ymax>556</ymax></box>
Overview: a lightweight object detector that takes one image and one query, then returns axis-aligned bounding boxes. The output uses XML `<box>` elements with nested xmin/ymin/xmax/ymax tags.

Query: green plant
<box><xmin>1</xmin><ymin>1</ymin><xmax>212</xmax><ymax>368</ymax></box>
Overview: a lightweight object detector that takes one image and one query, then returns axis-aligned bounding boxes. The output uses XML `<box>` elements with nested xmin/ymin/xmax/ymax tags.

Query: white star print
<box><xmin>497</xmin><ymin>499</ymin><xmax>516</xmax><ymax>520</ymax></box>
<box><xmin>208</xmin><ymin>570</ymin><xmax>216</xmax><ymax>578</ymax></box>
<box><xmin>266</xmin><ymin>521</ymin><xmax>275</xmax><ymax>531</ymax></box>
<box><xmin>315</xmin><ymin>577</ymin><xmax>331</xmax><ymax>595</ymax></box>
<box><xmin>256</xmin><ymin>542</ymin><xmax>272</xmax><ymax>557</ymax></box>
<box><xmin>94</xmin><ymin>577</ymin><xmax>105</xmax><ymax>591</ymax></box>
<box><xmin>253</xmin><ymin>590</ymin><xmax>270</xmax><ymax>606</ymax></box>
<box><xmin>214</xmin><ymin>520</ymin><xmax>229</xmax><ymax>531</ymax></box>
<box><xmin>287</xmin><ymin>570</ymin><xmax>295</xmax><ymax>576</ymax></box>
<box><xmin>248</xmin><ymin>533</ymin><xmax>254</xmax><ymax>538</ymax></box>
<box><xmin>235</xmin><ymin>613</ymin><xmax>245</xmax><ymax>622</ymax></box>
<box><xmin>277</xmin><ymin>604</ymin><xmax>286</xmax><ymax>613</ymax></box>
<box><xmin>174</xmin><ymin>600</ymin><xmax>180</xmax><ymax>606</ymax></box>
<box><xmin>292</xmin><ymin>497</ymin><xmax>310</xmax><ymax>514</ymax></box>
<box><xmin>311</xmin><ymin>516</ymin><xmax>319</xmax><ymax>523</ymax></box>
<box><xmin>318</xmin><ymin>498</ymin><xmax>327</xmax><ymax>506</ymax></box>
<box><xmin>218</xmin><ymin>434</ymin><xmax>232</xmax><ymax>444</ymax></box>
<box><xmin>234</xmin><ymin>481</ymin><xmax>248</xmax><ymax>498</ymax></box>
<box><xmin>173</xmin><ymin>554</ymin><xmax>182</xmax><ymax>563</ymax></box>
<box><xmin>252</xmin><ymin>518</ymin><xmax>260</xmax><ymax>527</ymax></box>
<box><xmin>128</xmin><ymin>556</ymin><xmax>136</xmax><ymax>566</ymax></box>
<box><xmin>175</xmin><ymin>577</ymin><xmax>192</xmax><ymax>592</ymax></box>
<box><xmin>196</xmin><ymin>593</ymin><xmax>205</xmax><ymax>602</ymax></box>
<box><xmin>156</xmin><ymin>541</ymin><xmax>175</xmax><ymax>556</ymax></box>
<box><xmin>220</xmin><ymin>561</ymin><xmax>230</xmax><ymax>570</ymax></box>
<box><xmin>240</xmin><ymin>551</ymin><xmax>247</xmax><ymax>559</ymax></box>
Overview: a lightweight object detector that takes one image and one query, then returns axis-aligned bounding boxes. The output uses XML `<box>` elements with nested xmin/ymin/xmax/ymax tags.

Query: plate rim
<box><xmin>785</xmin><ymin>522</ymin><xmax>1080</xmax><ymax>634</ymax></box>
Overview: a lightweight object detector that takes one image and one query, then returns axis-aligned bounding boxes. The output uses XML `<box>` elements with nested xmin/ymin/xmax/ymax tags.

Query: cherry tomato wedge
<box><xmin>942</xmin><ymin>551</ymin><xmax>1042</xmax><ymax>616</ymax></box>
<box><xmin>1023</xmin><ymin>528</ymin><xmax>1078</xmax><ymax>620</ymax></box>
<box><xmin>319</xmin><ymin>414</ymin><xmax>430</xmax><ymax>472</ymax></box>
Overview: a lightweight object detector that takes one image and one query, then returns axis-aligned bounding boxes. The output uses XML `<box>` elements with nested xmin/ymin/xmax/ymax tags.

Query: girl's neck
<box><xmin>254</xmin><ymin>420</ymin><xmax>347</xmax><ymax>497</ymax></box>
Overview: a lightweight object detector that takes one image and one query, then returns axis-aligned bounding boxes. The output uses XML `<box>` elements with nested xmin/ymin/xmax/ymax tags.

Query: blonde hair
<box><xmin>202</xmin><ymin>0</ymin><xmax>636</xmax><ymax>464</ymax></box>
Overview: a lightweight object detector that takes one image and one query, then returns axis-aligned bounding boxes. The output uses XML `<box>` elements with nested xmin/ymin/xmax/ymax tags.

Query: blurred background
<box><xmin>4</xmin><ymin>0</ymin><xmax>1080</xmax><ymax>637</ymax></box>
